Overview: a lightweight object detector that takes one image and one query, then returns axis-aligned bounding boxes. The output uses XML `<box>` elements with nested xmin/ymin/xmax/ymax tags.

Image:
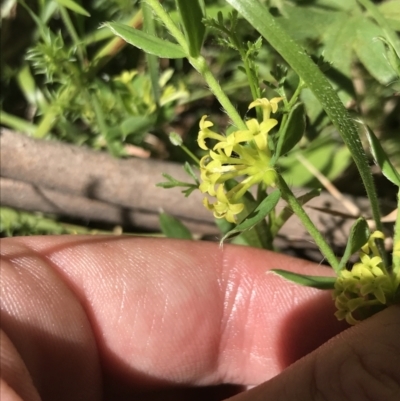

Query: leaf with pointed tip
<box><xmin>338</xmin><ymin>217</ymin><xmax>370</xmax><ymax>270</ymax></box>
<box><xmin>104</xmin><ymin>22</ymin><xmax>186</xmax><ymax>59</ymax></box>
<box><xmin>55</xmin><ymin>0</ymin><xmax>90</xmax><ymax>16</ymax></box>
<box><xmin>159</xmin><ymin>212</ymin><xmax>193</xmax><ymax>239</ymax></box>
<box><xmin>221</xmin><ymin>189</ymin><xmax>281</xmax><ymax>243</ymax></box>
<box><xmin>175</xmin><ymin>0</ymin><xmax>206</xmax><ymax>57</ymax></box>
<box><xmin>271</xmin><ymin>269</ymin><xmax>336</xmax><ymax>289</ymax></box>
<box><xmin>365</xmin><ymin>124</ymin><xmax>400</xmax><ymax>186</ymax></box>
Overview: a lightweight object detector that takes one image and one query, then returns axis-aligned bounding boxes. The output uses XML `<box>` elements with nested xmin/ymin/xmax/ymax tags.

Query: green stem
<box><xmin>239</xmin><ymin>46</ymin><xmax>262</xmax><ymax>121</ymax></box>
<box><xmin>180</xmin><ymin>145</ymin><xmax>201</xmax><ymax>165</ymax></box>
<box><xmin>190</xmin><ymin>57</ymin><xmax>247</xmax><ymax>129</ymax></box>
<box><xmin>146</xmin><ymin>0</ymin><xmax>247</xmax><ymax>130</ymax></box>
<box><xmin>276</xmin><ymin>80</ymin><xmax>304</xmax><ymax>152</ymax></box>
<box><xmin>287</xmin><ymin>79</ymin><xmax>304</xmax><ymax>110</ymax></box>
<box><xmin>145</xmin><ymin>0</ymin><xmax>189</xmax><ymax>51</ymax></box>
<box><xmin>393</xmin><ymin>188</ymin><xmax>400</xmax><ymax>274</ymax></box>
<box><xmin>142</xmin><ymin>1</ymin><xmax>161</xmax><ymax>106</ymax></box>
<box><xmin>277</xmin><ymin>175</ymin><xmax>340</xmax><ymax>272</ymax></box>
<box><xmin>0</xmin><ymin>111</ymin><xmax>37</xmax><ymax>135</ymax></box>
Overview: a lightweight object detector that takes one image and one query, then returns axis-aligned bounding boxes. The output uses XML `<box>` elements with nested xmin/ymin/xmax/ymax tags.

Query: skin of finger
<box><xmin>225</xmin><ymin>305</ymin><xmax>400</xmax><ymax>401</ymax></box>
<box><xmin>1</xmin><ymin>236</ymin><xmax>344</xmax><ymax>397</ymax></box>
<box><xmin>0</xmin><ymin>330</ymin><xmax>41</xmax><ymax>401</ymax></box>
<box><xmin>0</xmin><ymin>239</ymin><xmax>102</xmax><ymax>401</ymax></box>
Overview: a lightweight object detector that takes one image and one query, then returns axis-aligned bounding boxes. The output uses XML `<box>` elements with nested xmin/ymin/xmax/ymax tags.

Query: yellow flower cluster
<box><xmin>333</xmin><ymin>231</ymin><xmax>400</xmax><ymax>325</ymax></box>
<box><xmin>197</xmin><ymin>98</ymin><xmax>282</xmax><ymax>223</ymax></box>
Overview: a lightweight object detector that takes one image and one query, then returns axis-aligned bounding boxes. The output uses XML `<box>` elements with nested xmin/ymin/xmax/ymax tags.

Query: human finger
<box><xmin>225</xmin><ymin>305</ymin><xmax>400</xmax><ymax>401</ymax></box>
<box><xmin>1</xmin><ymin>236</ymin><xmax>345</xmax><ymax>400</ymax></box>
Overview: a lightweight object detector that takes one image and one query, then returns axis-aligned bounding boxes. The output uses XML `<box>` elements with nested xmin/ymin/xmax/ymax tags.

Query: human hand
<box><xmin>1</xmin><ymin>236</ymin><xmax>399</xmax><ymax>401</ymax></box>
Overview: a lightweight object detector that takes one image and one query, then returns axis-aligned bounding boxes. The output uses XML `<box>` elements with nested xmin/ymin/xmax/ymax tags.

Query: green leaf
<box><xmin>279</xmin><ymin>135</ymin><xmax>351</xmax><ymax>187</ymax></box>
<box><xmin>379</xmin><ymin>0</ymin><xmax>400</xmax><ymax>31</ymax></box>
<box><xmin>354</xmin><ymin>17</ymin><xmax>396</xmax><ymax>84</ymax></box>
<box><xmin>221</xmin><ymin>189</ymin><xmax>281</xmax><ymax>243</ymax></box>
<box><xmin>338</xmin><ymin>217</ymin><xmax>370</xmax><ymax>270</ymax></box>
<box><xmin>364</xmin><ymin>124</ymin><xmax>400</xmax><ymax>186</ymax></box>
<box><xmin>271</xmin><ymin>269</ymin><xmax>336</xmax><ymax>290</ymax></box>
<box><xmin>103</xmin><ymin>22</ymin><xmax>186</xmax><ymax>59</ymax></box>
<box><xmin>273</xmin><ymin>102</ymin><xmax>306</xmax><ymax>163</ymax></box>
<box><xmin>54</xmin><ymin>0</ymin><xmax>90</xmax><ymax>17</ymax></box>
<box><xmin>159</xmin><ymin>212</ymin><xmax>193</xmax><ymax>239</ymax></box>
<box><xmin>276</xmin><ymin>4</ymin><xmax>338</xmax><ymax>44</ymax></box>
<box><xmin>376</xmin><ymin>36</ymin><xmax>400</xmax><ymax>77</ymax></box>
<box><xmin>120</xmin><ymin>115</ymin><xmax>156</xmax><ymax>138</ymax></box>
<box><xmin>175</xmin><ymin>0</ymin><xmax>206</xmax><ymax>57</ymax></box>
<box><xmin>322</xmin><ymin>13</ymin><xmax>357</xmax><ymax>77</ymax></box>
<box><xmin>183</xmin><ymin>162</ymin><xmax>200</xmax><ymax>185</ymax></box>
<box><xmin>221</xmin><ymin>180</ymin><xmax>270</xmax><ymax>248</ymax></box>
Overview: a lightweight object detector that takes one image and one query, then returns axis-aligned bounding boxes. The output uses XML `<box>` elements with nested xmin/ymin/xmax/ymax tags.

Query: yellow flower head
<box><xmin>333</xmin><ymin>231</ymin><xmax>398</xmax><ymax>325</ymax></box>
<box><xmin>197</xmin><ymin>98</ymin><xmax>283</xmax><ymax>223</ymax></box>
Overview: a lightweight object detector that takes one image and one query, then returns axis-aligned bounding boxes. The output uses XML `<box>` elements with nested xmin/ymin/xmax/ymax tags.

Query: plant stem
<box><xmin>277</xmin><ymin>175</ymin><xmax>340</xmax><ymax>272</ymax></box>
<box><xmin>146</xmin><ymin>0</ymin><xmax>247</xmax><ymax>130</ymax></box>
<box><xmin>1</xmin><ymin>111</ymin><xmax>37</xmax><ymax>135</ymax></box>
<box><xmin>190</xmin><ymin>57</ymin><xmax>247</xmax><ymax>129</ymax></box>
<box><xmin>142</xmin><ymin>1</ymin><xmax>161</xmax><ymax>106</ymax></box>
<box><xmin>181</xmin><ymin>145</ymin><xmax>200</xmax><ymax>165</ymax></box>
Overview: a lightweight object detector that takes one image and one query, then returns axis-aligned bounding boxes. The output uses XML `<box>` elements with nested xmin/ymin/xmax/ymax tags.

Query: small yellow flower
<box><xmin>361</xmin><ymin>230</ymin><xmax>385</xmax><ymax>256</ymax></box>
<box><xmin>234</xmin><ymin>118</ymin><xmax>278</xmax><ymax>151</ymax></box>
<box><xmin>197</xmin><ymin>116</ymin><xmax>226</xmax><ymax>150</ymax></box>
<box><xmin>248</xmin><ymin>97</ymin><xmax>283</xmax><ymax>122</ymax></box>
<box><xmin>203</xmin><ymin>185</ymin><xmax>244</xmax><ymax>223</ymax></box>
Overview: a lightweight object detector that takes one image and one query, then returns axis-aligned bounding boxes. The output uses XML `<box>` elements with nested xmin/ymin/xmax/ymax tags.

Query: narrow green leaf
<box><xmin>273</xmin><ymin>102</ymin><xmax>306</xmax><ymax>162</ymax></box>
<box><xmin>183</xmin><ymin>162</ymin><xmax>200</xmax><ymax>185</ymax></box>
<box><xmin>271</xmin><ymin>269</ymin><xmax>336</xmax><ymax>290</ymax></box>
<box><xmin>54</xmin><ymin>0</ymin><xmax>90</xmax><ymax>17</ymax></box>
<box><xmin>175</xmin><ymin>0</ymin><xmax>206</xmax><ymax>57</ymax></box>
<box><xmin>364</xmin><ymin>124</ymin><xmax>400</xmax><ymax>186</ymax></box>
<box><xmin>120</xmin><ymin>115</ymin><xmax>156</xmax><ymax>137</ymax></box>
<box><xmin>339</xmin><ymin>217</ymin><xmax>370</xmax><ymax>270</ymax></box>
<box><xmin>103</xmin><ymin>22</ymin><xmax>186</xmax><ymax>59</ymax></box>
<box><xmin>221</xmin><ymin>189</ymin><xmax>281</xmax><ymax>243</ymax></box>
<box><xmin>159</xmin><ymin>212</ymin><xmax>193</xmax><ymax>239</ymax></box>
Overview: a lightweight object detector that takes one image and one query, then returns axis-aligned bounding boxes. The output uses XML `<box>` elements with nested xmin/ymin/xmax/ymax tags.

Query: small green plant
<box><xmin>1</xmin><ymin>0</ymin><xmax>188</xmax><ymax>156</ymax></box>
<box><xmin>107</xmin><ymin>0</ymin><xmax>400</xmax><ymax>324</ymax></box>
